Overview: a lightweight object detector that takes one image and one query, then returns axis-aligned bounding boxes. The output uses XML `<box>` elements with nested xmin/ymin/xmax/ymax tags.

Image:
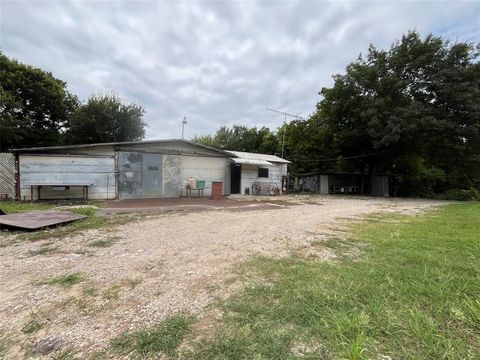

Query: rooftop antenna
<box><xmin>266</xmin><ymin>108</ymin><xmax>306</xmax><ymax>158</ymax></box>
<box><xmin>181</xmin><ymin>115</ymin><xmax>187</xmax><ymax>139</ymax></box>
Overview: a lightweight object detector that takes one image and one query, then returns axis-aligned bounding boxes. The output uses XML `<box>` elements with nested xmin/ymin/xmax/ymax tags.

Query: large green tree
<box><xmin>68</xmin><ymin>93</ymin><xmax>146</xmax><ymax>144</ymax></box>
<box><xmin>194</xmin><ymin>125</ymin><xmax>280</xmax><ymax>154</ymax></box>
<box><xmin>0</xmin><ymin>53</ymin><xmax>78</xmax><ymax>151</ymax></box>
<box><xmin>314</xmin><ymin>31</ymin><xmax>480</xmax><ymax>196</ymax></box>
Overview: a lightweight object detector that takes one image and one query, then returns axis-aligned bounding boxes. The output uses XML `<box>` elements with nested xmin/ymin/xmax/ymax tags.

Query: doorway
<box><xmin>230</xmin><ymin>163</ymin><xmax>241</xmax><ymax>194</ymax></box>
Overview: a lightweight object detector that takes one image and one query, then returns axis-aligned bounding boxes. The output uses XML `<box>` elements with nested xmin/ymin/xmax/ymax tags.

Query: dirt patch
<box><xmin>0</xmin><ymin>196</ymin><xmax>449</xmax><ymax>358</ymax></box>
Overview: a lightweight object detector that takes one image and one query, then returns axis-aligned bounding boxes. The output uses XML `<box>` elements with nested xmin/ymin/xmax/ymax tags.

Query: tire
<box><xmin>252</xmin><ymin>182</ymin><xmax>261</xmax><ymax>195</ymax></box>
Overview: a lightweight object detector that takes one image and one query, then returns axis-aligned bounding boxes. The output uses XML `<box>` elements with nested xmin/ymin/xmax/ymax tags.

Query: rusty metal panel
<box><xmin>0</xmin><ymin>210</ymin><xmax>86</xmax><ymax>230</ymax></box>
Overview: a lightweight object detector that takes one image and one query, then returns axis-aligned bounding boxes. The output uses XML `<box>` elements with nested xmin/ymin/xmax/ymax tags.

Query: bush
<box><xmin>441</xmin><ymin>189</ymin><xmax>480</xmax><ymax>201</ymax></box>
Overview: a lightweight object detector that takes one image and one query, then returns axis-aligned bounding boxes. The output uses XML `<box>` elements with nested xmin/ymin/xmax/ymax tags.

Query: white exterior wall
<box><xmin>19</xmin><ymin>155</ymin><xmax>115</xmax><ymax>200</ymax></box>
<box><xmin>319</xmin><ymin>174</ymin><xmax>329</xmax><ymax>194</ymax></box>
<box><xmin>182</xmin><ymin>156</ymin><xmax>229</xmax><ymax>196</ymax></box>
<box><xmin>240</xmin><ymin>163</ymin><xmax>287</xmax><ymax>195</ymax></box>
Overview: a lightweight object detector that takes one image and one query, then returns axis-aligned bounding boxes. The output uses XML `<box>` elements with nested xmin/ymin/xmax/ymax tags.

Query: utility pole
<box><xmin>266</xmin><ymin>108</ymin><xmax>306</xmax><ymax>158</ymax></box>
<box><xmin>181</xmin><ymin>115</ymin><xmax>187</xmax><ymax>139</ymax></box>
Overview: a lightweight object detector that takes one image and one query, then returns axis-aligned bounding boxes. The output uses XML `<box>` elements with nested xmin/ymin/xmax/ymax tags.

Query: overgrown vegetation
<box><xmin>43</xmin><ymin>273</ymin><xmax>85</xmax><ymax>288</ymax></box>
<box><xmin>195</xmin><ymin>31</ymin><xmax>480</xmax><ymax>199</ymax></box>
<box><xmin>187</xmin><ymin>204</ymin><xmax>480</xmax><ymax>359</ymax></box>
<box><xmin>111</xmin><ymin>314</ymin><xmax>194</xmax><ymax>359</ymax></box>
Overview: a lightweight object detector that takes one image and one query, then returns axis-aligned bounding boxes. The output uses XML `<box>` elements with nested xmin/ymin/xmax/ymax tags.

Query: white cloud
<box><xmin>1</xmin><ymin>0</ymin><xmax>478</xmax><ymax>140</ymax></box>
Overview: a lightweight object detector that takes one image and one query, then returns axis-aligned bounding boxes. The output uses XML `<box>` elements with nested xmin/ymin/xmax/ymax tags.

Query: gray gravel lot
<box><xmin>0</xmin><ymin>196</ymin><xmax>448</xmax><ymax>358</ymax></box>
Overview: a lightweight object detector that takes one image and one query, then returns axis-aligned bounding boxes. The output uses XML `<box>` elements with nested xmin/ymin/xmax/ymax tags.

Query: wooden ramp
<box><xmin>0</xmin><ymin>210</ymin><xmax>86</xmax><ymax>230</ymax></box>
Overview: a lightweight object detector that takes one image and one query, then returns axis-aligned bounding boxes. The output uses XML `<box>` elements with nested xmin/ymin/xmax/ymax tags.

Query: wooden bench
<box><xmin>30</xmin><ymin>184</ymin><xmax>93</xmax><ymax>201</ymax></box>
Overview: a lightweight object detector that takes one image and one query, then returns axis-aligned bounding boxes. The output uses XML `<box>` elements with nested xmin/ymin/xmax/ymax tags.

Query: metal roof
<box><xmin>12</xmin><ymin>140</ymin><xmax>291</xmax><ymax>164</ymax></box>
<box><xmin>225</xmin><ymin>150</ymin><xmax>291</xmax><ymax>164</ymax></box>
<box><xmin>231</xmin><ymin>158</ymin><xmax>273</xmax><ymax>166</ymax></box>
<box><xmin>12</xmin><ymin>139</ymin><xmax>229</xmax><ymax>156</ymax></box>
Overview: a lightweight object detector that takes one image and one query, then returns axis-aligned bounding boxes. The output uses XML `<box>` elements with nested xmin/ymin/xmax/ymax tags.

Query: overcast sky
<box><xmin>1</xmin><ymin>1</ymin><xmax>479</xmax><ymax>140</ymax></box>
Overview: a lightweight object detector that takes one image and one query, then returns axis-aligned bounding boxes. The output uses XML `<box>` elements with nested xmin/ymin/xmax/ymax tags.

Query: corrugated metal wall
<box><xmin>19</xmin><ymin>155</ymin><xmax>115</xmax><ymax>200</ymax></box>
<box><xmin>0</xmin><ymin>153</ymin><xmax>16</xmax><ymax>198</ymax></box>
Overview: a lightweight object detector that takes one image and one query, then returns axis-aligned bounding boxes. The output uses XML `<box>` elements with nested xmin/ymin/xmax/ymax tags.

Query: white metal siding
<box><xmin>319</xmin><ymin>175</ymin><xmax>329</xmax><ymax>194</ymax></box>
<box><xmin>19</xmin><ymin>155</ymin><xmax>115</xmax><ymax>200</ymax></box>
<box><xmin>182</xmin><ymin>156</ymin><xmax>228</xmax><ymax>195</ymax></box>
<box><xmin>240</xmin><ymin>163</ymin><xmax>287</xmax><ymax>195</ymax></box>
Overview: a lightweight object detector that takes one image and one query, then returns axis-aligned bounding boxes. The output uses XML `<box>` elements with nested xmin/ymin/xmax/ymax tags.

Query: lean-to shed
<box><xmin>225</xmin><ymin>150</ymin><xmax>290</xmax><ymax>195</ymax></box>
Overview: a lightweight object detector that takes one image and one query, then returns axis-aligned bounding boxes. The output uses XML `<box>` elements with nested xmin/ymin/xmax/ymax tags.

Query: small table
<box><xmin>186</xmin><ymin>188</ymin><xmax>204</xmax><ymax>198</ymax></box>
<box><xmin>31</xmin><ymin>184</ymin><xmax>93</xmax><ymax>201</ymax></box>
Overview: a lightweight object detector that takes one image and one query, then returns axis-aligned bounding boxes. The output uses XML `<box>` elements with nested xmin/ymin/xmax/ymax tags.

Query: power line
<box><xmin>288</xmin><ymin>151</ymin><xmax>384</xmax><ymax>162</ymax></box>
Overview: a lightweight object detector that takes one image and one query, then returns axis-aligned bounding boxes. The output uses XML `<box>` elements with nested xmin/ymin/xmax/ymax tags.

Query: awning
<box><xmin>232</xmin><ymin>158</ymin><xmax>272</xmax><ymax>166</ymax></box>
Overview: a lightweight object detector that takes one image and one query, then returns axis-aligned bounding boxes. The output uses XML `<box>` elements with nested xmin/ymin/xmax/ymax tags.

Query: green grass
<box><xmin>87</xmin><ymin>237</ymin><xmax>119</xmax><ymax>248</ymax></box>
<box><xmin>43</xmin><ymin>272</ymin><xmax>85</xmax><ymax>288</ymax></box>
<box><xmin>111</xmin><ymin>314</ymin><xmax>193</xmax><ymax>358</ymax></box>
<box><xmin>21</xmin><ymin>319</ymin><xmax>42</xmax><ymax>334</ymax></box>
<box><xmin>83</xmin><ymin>287</ymin><xmax>97</xmax><ymax>296</ymax></box>
<box><xmin>0</xmin><ymin>200</ymin><xmax>56</xmax><ymax>213</ymax></box>
<box><xmin>188</xmin><ymin>203</ymin><xmax>480</xmax><ymax>359</ymax></box>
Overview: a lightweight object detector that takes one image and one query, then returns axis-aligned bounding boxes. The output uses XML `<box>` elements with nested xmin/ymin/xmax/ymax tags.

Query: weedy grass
<box><xmin>187</xmin><ymin>203</ymin><xmax>480</xmax><ymax>359</ymax></box>
<box><xmin>87</xmin><ymin>236</ymin><xmax>119</xmax><ymax>248</ymax></box>
<box><xmin>21</xmin><ymin>319</ymin><xmax>42</xmax><ymax>334</ymax></box>
<box><xmin>0</xmin><ymin>335</ymin><xmax>9</xmax><ymax>358</ymax></box>
<box><xmin>83</xmin><ymin>287</ymin><xmax>97</xmax><ymax>296</ymax></box>
<box><xmin>43</xmin><ymin>272</ymin><xmax>85</xmax><ymax>288</ymax></box>
<box><xmin>50</xmin><ymin>348</ymin><xmax>79</xmax><ymax>360</ymax></box>
<box><xmin>0</xmin><ymin>200</ymin><xmax>55</xmax><ymax>213</ymax></box>
<box><xmin>29</xmin><ymin>242</ymin><xmax>59</xmax><ymax>256</ymax></box>
<box><xmin>102</xmin><ymin>284</ymin><xmax>121</xmax><ymax>300</ymax></box>
<box><xmin>111</xmin><ymin>314</ymin><xmax>193</xmax><ymax>358</ymax></box>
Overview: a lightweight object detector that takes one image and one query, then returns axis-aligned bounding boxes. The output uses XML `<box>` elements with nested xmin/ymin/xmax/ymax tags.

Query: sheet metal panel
<box><xmin>19</xmin><ymin>155</ymin><xmax>115</xmax><ymax>200</ymax></box>
<box><xmin>0</xmin><ymin>210</ymin><xmax>86</xmax><ymax>230</ymax></box>
<box><xmin>232</xmin><ymin>158</ymin><xmax>272</xmax><ymax>166</ymax></box>
<box><xmin>118</xmin><ymin>152</ymin><xmax>164</xmax><ymax>198</ymax></box>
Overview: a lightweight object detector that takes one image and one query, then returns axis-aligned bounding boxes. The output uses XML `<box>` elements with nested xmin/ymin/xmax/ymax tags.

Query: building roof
<box><xmin>12</xmin><ymin>139</ymin><xmax>229</xmax><ymax>156</ymax></box>
<box><xmin>12</xmin><ymin>140</ymin><xmax>291</xmax><ymax>165</ymax></box>
<box><xmin>225</xmin><ymin>150</ymin><xmax>291</xmax><ymax>164</ymax></box>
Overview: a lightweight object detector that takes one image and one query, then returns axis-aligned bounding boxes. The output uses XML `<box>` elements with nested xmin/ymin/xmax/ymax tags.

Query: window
<box><xmin>258</xmin><ymin>168</ymin><xmax>269</xmax><ymax>178</ymax></box>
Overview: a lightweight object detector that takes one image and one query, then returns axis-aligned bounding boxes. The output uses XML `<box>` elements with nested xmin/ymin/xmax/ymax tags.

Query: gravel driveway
<box><xmin>0</xmin><ymin>196</ymin><xmax>448</xmax><ymax>358</ymax></box>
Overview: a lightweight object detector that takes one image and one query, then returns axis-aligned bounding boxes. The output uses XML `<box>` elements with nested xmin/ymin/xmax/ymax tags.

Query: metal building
<box><xmin>12</xmin><ymin>140</ymin><xmax>290</xmax><ymax>201</ymax></box>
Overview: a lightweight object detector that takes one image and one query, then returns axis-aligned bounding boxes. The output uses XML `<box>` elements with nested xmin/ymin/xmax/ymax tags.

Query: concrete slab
<box><xmin>0</xmin><ymin>210</ymin><xmax>86</xmax><ymax>230</ymax></box>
